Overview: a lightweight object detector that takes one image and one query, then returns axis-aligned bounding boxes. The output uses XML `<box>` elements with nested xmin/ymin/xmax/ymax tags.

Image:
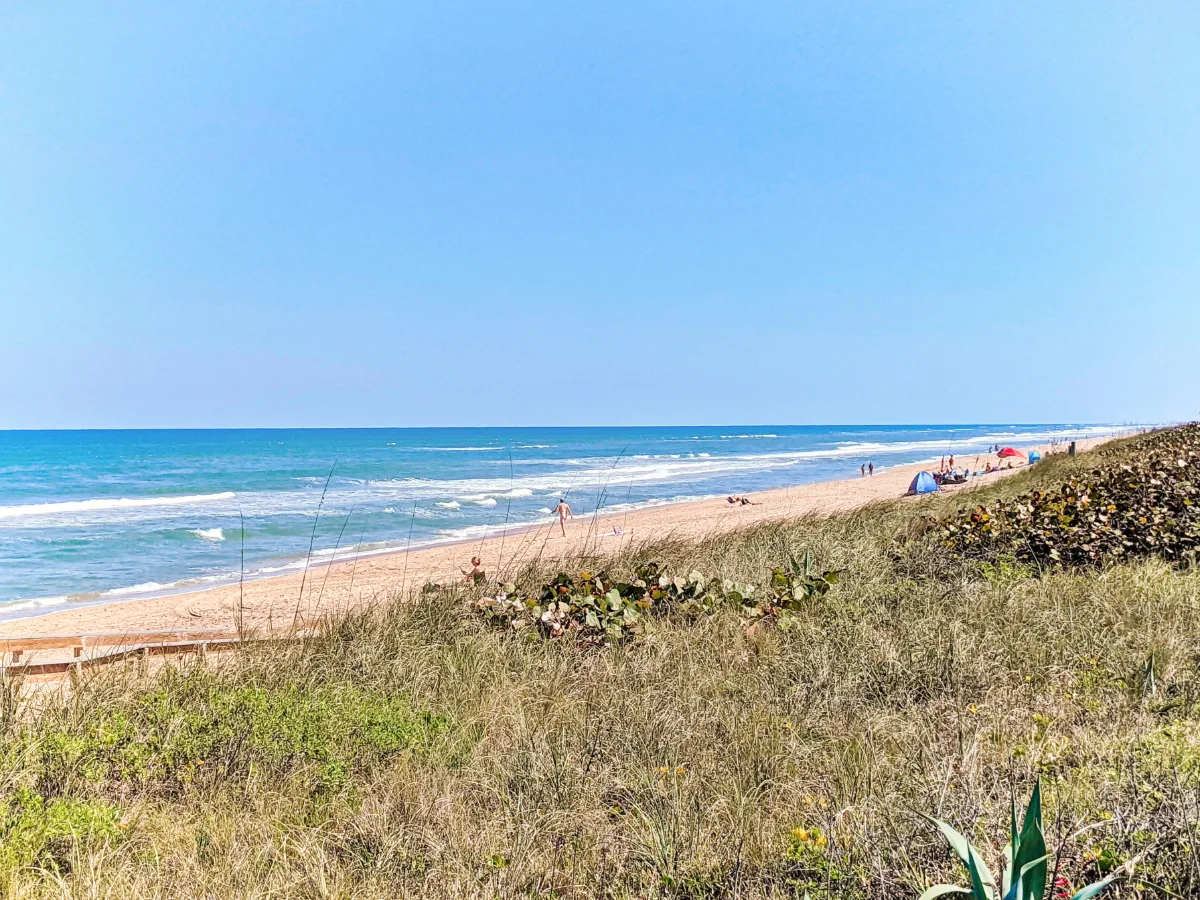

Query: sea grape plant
<box><xmin>941</xmin><ymin>424</ymin><xmax>1200</xmax><ymax>568</ymax></box>
<box><xmin>918</xmin><ymin>781</ymin><xmax>1117</xmax><ymax>900</ymax></box>
<box><xmin>472</xmin><ymin>563</ymin><xmax>715</xmax><ymax>646</ymax></box>
<box><xmin>472</xmin><ymin>555</ymin><xmax>840</xmax><ymax>644</ymax></box>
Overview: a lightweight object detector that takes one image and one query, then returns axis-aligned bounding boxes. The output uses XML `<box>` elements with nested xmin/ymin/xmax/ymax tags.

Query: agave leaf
<box><xmin>918</xmin><ymin>886</ymin><xmax>973</xmax><ymax>900</ymax></box>
<box><xmin>1007</xmin><ymin>854</ymin><xmax>1049</xmax><ymax>900</ymax></box>
<box><xmin>965</xmin><ymin>845</ymin><xmax>994</xmax><ymax>900</ymax></box>
<box><xmin>920</xmin><ymin>814</ymin><xmax>996</xmax><ymax>894</ymax></box>
<box><xmin>1015</xmin><ymin>782</ymin><xmax>1046</xmax><ymax>900</ymax></box>
<box><xmin>1002</xmin><ymin>797</ymin><xmax>1019</xmax><ymax>898</ymax></box>
<box><xmin>1068</xmin><ymin>878</ymin><xmax>1116</xmax><ymax>900</ymax></box>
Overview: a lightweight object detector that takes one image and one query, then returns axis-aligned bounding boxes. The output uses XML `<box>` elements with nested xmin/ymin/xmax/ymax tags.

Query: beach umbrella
<box><xmin>997</xmin><ymin>447</ymin><xmax>1024</xmax><ymax>459</ymax></box>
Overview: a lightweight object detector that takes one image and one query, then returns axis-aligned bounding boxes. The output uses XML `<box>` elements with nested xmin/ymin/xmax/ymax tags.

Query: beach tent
<box><xmin>1028</xmin><ymin>450</ymin><xmax>1042</xmax><ymax>464</ymax></box>
<box><xmin>908</xmin><ymin>471</ymin><xmax>939</xmax><ymax>494</ymax></box>
<box><xmin>997</xmin><ymin>447</ymin><xmax>1025</xmax><ymax>459</ymax></box>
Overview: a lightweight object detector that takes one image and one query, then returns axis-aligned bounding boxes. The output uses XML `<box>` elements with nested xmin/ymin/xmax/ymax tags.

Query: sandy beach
<box><xmin>0</xmin><ymin>437</ymin><xmax>1112</xmax><ymax>653</ymax></box>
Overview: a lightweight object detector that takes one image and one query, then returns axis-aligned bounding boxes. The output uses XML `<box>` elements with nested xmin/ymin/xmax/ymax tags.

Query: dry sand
<box><xmin>0</xmin><ymin>439</ymin><xmax>1110</xmax><ymax>655</ymax></box>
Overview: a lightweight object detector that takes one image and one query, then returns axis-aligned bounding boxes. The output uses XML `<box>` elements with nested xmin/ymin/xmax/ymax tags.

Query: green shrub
<box><xmin>0</xmin><ymin>789</ymin><xmax>122</xmax><ymax>874</ymax></box>
<box><xmin>35</xmin><ymin>675</ymin><xmax>449</xmax><ymax>796</ymax></box>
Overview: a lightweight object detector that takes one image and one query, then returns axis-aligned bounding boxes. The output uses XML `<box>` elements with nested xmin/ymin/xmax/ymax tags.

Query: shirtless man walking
<box><xmin>553</xmin><ymin>497</ymin><xmax>573</xmax><ymax>536</ymax></box>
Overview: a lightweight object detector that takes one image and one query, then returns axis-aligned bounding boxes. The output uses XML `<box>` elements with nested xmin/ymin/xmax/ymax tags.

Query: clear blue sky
<box><xmin>2</xmin><ymin>3</ymin><xmax>1197</xmax><ymax>428</ymax></box>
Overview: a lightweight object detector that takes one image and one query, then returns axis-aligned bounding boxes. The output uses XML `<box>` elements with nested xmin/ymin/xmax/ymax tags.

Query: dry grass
<box><xmin>0</xmin><ymin>438</ymin><xmax>1197</xmax><ymax>898</ymax></box>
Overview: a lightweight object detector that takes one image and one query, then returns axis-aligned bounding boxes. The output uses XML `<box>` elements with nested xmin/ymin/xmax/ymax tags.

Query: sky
<box><xmin>1</xmin><ymin>2</ymin><xmax>1198</xmax><ymax>429</ymax></box>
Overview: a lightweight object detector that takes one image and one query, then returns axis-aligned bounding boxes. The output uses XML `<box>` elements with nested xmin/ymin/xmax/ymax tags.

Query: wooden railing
<box><xmin>0</xmin><ymin>630</ymin><xmax>300</xmax><ymax>677</ymax></box>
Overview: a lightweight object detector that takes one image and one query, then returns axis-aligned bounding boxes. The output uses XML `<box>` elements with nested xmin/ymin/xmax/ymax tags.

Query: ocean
<box><xmin>0</xmin><ymin>424</ymin><xmax>1120</xmax><ymax>619</ymax></box>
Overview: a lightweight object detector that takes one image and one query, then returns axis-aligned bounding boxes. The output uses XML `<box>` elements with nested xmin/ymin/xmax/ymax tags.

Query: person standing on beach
<box><xmin>868</xmin><ymin>462</ymin><xmax>874</xmax><ymax>476</ymax></box>
<box><xmin>553</xmin><ymin>498</ymin><xmax>573</xmax><ymax>536</ymax></box>
<box><xmin>860</xmin><ymin>464</ymin><xmax>866</xmax><ymax>477</ymax></box>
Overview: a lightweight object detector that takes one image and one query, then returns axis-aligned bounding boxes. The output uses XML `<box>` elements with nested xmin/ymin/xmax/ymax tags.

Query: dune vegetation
<box><xmin>0</xmin><ymin>428</ymin><xmax>1198</xmax><ymax>898</ymax></box>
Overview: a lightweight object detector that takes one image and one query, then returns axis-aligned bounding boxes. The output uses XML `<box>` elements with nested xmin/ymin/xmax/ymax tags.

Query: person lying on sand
<box><xmin>461</xmin><ymin>556</ymin><xmax>486</xmax><ymax>585</ymax></box>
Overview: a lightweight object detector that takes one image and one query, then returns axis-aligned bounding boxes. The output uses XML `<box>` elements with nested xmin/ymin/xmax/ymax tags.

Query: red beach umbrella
<box><xmin>997</xmin><ymin>447</ymin><xmax>1025</xmax><ymax>459</ymax></box>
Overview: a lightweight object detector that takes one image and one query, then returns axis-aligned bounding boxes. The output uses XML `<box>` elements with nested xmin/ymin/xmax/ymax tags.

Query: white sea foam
<box><xmin>473</xmin><ymin>498</ymin><xmax>497</xmax><ymax>507</ymax></box>
<box><xmin>0</xmin><ymin>595</ymin><xmax>71</xmax><ymax>615</ymax></box>
<box><xmin>103</xmin><ymin>581</ymin><xmax>169</xmax><ymax>596</ymax></box>
<box><xmin>191</xmin><ymin>528</ymin><xmax>225</xmax><ymax>542</ymax></box>
<box><xmin>0</xmin><ymin>491</ymin><xmax>237</xmax><ymax>520</ymax></box>
<box><xmin>436</xmin><ymin>501</ymin><xmax>460</xmax><ymax>509</ymax></box>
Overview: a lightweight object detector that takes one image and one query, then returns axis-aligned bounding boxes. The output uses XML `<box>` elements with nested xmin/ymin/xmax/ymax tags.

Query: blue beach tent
<box><xmin>908</xmin><ymin>471</ymin><xmax>939</xmax><ymax>494</ymax></box>
<box><xmin>1028</xmin><ymin>451</ymin><xmax>1042</xmax><ymax>464</ymax></box>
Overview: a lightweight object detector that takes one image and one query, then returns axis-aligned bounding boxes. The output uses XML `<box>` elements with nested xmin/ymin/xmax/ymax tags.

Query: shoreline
<box><xmin>0</xmin><ymin>493</ymin><xmax>732</xmax><ymax>626</ymax></box>
<box><xmin>0</xmin><ymin>436</ymin><xmax>1119</xmax><ymax>649</ymax></box>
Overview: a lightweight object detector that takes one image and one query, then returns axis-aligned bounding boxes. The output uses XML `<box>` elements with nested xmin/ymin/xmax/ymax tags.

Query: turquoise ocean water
<box><xmin>0</xmin><ymin>425</ymin><xmax>1120</xmax><ymax>620</ymax></box>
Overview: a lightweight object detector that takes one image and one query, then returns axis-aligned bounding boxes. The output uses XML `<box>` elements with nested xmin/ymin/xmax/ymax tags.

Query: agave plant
<box><xmin>918</xmin><ymin>781</ymin><xmax>1117</xmax><ymax>900</ymax></box>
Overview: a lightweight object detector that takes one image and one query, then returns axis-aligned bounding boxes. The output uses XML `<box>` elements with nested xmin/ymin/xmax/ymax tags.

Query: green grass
<box><xmin>0</xmin><ymin>432</ymin><xmax>1197</xmax><ymax>897</ymax></box>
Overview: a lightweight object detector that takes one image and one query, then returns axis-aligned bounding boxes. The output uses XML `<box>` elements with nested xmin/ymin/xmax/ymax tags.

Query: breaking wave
<box><xmin>0</xmin><ymin>492</ymin><xmax>237</xmax><ymax>520</ymax></box>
